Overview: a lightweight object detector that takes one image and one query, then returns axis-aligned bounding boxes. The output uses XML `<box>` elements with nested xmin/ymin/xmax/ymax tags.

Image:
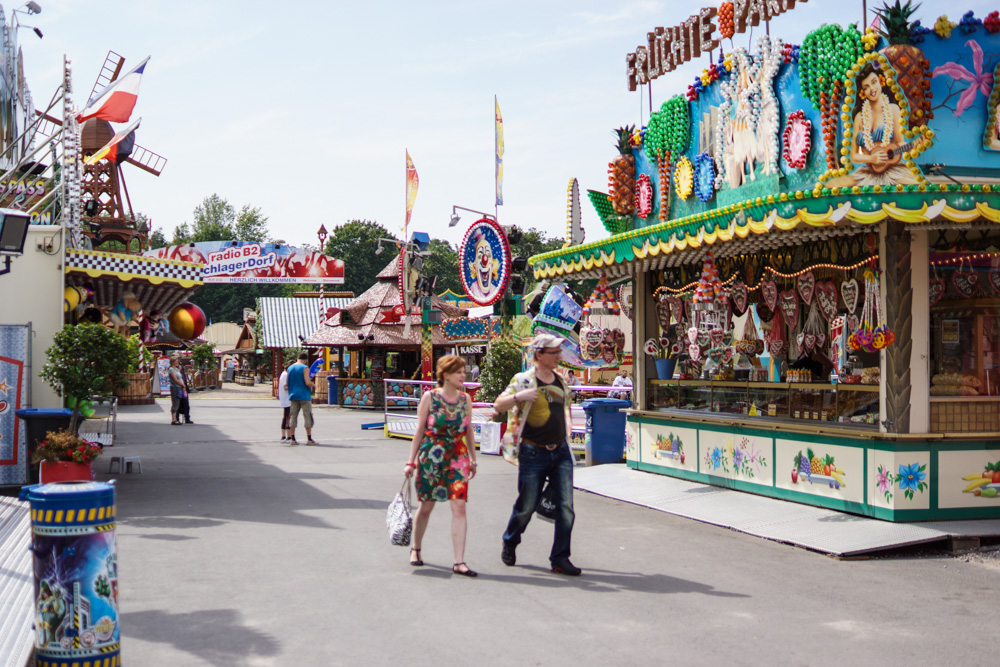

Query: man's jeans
<box><xmin>502</xmin><ymin>442</ymin><xmax>575</xmax><ymax>564</ymax></box>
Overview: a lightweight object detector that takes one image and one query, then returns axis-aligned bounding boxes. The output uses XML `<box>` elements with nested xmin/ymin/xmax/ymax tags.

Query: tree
<box><xmin>149</xmin><ymin>227</ymin><xmax>168</xmax><ymax>249</ymax></box>
<box><xmin>40</xmin><ymin>323</ymin><xmax>130</xmax><ymax>433</ymax></box>
<box><xmin>477</xmin><ymin>335</ymin><xmax>524</xmax><ymax>417</ymax></box>
<box><xmin>171</xmin><ymin>222</ymin><xmax>191</xmax><ymax>244</ymax></box>
<box><xmin>234</xmin><ymin>205</ymin><xmax>269</xmax><ymax>242</ymax></box>
<box><xmin>190</xmin><ymin>194</ymin><xmax>236</xmax><ymax>242</ymax></box>
<box><xmin>423</xmin><ymin>238</ymin><xmax>462</xmax><ymax>296</ymax></box>
<box><xmin>324</xmin><ymin>220</ymin><xmax>398</xmax><ymax>297</ymax></box>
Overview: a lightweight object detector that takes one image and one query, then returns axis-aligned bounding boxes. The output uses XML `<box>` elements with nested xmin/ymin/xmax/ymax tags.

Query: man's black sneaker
<box><xmin>501</xmin><ymin>542</ymin><xmax>516</xmax><ymax>566</ymax></box>
<box><xmin>551</xmin><ymin>559</ymin><xmax>581</xmax><ymax>576</ymax></box>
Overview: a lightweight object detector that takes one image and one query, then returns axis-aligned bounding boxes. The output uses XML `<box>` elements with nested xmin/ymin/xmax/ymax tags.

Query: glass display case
<box><xmin>648</xmin><ymin>380</ymin><xmax>879</xmax><ymax>426</ymax></box>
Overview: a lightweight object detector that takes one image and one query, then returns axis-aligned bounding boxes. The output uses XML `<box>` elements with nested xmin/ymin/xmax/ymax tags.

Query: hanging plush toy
<box><xmin>108</xmin><ymin>291</ymin><xmax>142</xmax><ymax>333</ymax></box>
<box><xmin>139</xmin><ymin>311</ymin><xmax>164</xmax><ymax>343</ymax></box>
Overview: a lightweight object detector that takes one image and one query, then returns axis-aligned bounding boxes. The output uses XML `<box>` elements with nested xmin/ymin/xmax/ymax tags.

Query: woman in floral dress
<box><xmin>403</xmin><ymin>355</ymin><xmax>478</xmax><ymax>576</ymax></box>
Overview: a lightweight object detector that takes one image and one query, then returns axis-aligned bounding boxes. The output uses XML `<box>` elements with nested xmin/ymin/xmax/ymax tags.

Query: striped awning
<box><xmin>259</xmin><ymin>297</ymin><xmax>352</xmax><ymax>348</ymax></box>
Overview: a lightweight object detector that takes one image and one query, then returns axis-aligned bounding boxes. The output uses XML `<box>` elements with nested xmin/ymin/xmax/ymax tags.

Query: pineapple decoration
<box><xmin>608</xmin><ymin>125</ymin><xmax>637</xmax><ymax>215</ymax></box>
<box><xmin>873</xmin><ymin>0</ymin><xmax>933</xmax><ymax>127</ymax></box>
<box><xmin>809</xmin><ymin>448</ymin><xmax>824</xmax><ymax>475</ymax></box>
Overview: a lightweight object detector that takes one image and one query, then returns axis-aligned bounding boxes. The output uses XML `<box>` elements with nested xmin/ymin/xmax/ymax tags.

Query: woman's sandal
<box><xmin>409</xmin><ymin>548</ymin><xmax>423</xmax><ymax>567</ymax></box>
<box><xmin>452</xmin><ymin>562</ymin><xmax>477</xmax><ymax>577</ymax></box>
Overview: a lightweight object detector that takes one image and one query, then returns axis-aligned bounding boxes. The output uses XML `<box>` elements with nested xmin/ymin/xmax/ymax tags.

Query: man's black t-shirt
<box><xmin>520</xmin><ymin>375</ymin><xmax>566</xmax><ymax>446</ymax></box>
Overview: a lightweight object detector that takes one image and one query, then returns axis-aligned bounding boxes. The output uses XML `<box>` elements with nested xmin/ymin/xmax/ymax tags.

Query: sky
<box><xmin>11</xmin><ymin>0</ymin><xmax>984</xmax><ymax>251</ymax></box>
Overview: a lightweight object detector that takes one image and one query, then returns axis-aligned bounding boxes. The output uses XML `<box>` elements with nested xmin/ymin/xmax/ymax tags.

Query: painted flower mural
<box><xmin>932</xmin><ymin>40</ymin><xmax>994</xmax><ymax>117</ymax></box>
<box><xmin>876</xmin><ymin>464</ymin><xmax>894</xmax><ymax>503</ymax></box>
<box><xmin>896</xmin><ymin>462</ymin><xmax>928</xmax><ymax>500</ymax></box>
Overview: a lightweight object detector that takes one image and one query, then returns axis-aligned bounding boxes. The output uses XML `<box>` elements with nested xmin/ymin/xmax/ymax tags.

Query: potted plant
<box><xmin>31</xmin><ymin>430</ymin><xmax>103</xmax><ymax>483</ymax></box>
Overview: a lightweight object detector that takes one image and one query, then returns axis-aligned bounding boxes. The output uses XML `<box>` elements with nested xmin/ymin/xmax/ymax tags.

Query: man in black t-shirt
<box><xmin>493</xmin><ymin>332</ymin><xmax>580</xmax><ymax>576</ymax></box>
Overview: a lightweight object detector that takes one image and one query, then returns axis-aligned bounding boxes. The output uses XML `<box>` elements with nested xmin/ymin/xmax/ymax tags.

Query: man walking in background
<box><xmin>286</xmin><ymin>352</ymin><xmax>316</xmax><ymax>445</ymax></box>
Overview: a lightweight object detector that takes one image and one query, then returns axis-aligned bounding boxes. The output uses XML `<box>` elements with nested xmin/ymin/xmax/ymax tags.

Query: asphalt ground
<box><xmin>104</xmin><ymin>397</ymin><xmax>996</xmax><ymax>666</ymax></box>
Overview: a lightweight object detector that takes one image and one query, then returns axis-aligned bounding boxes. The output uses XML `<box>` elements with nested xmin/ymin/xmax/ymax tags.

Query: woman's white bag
<box><xmin>386</xmin><ymin>478</ymin><xmax>413</xmax><ymax>546</ymax></box>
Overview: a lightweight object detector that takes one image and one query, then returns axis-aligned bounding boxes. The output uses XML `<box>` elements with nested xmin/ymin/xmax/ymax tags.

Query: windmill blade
<box><xmin>125</xmin><ymin>144</ymin><xmax>167</xmax><ymax>176</ymax></box>
<box><xmin>88</xmin><ymin>51</ymin><xmax>126</xmax><ymax>105</ymax></box>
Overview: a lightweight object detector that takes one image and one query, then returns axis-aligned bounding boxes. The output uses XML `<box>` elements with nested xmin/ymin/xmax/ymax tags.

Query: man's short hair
<box><xmin>298</xmin><ymin>352</ymin><xmax>309</xmax><ymax>361</ymax></box>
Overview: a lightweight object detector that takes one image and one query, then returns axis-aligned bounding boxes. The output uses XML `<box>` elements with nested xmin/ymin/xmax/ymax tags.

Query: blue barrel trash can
<box><xmin>19</xmin><ymin>481</ymin><xmax>120</xmax><ymax>664</ymax></box>
<box><xmin>327</xmin><ymin>375</ymin><xmax>338</xmax><ymax>405</ymax></box>
<box><xmin>580</xmin><ymin>398</ymin><xmax>631</xmax><ymax>465</ymax></box>
<box><xmin>16</xmin><ymin>408</ymin><xmax>74</xmax><ymax>485</ymax></box>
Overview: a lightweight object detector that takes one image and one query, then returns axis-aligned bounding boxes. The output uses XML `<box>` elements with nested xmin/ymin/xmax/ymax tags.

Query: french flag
<box><xmin>77</xmin><ymin>57</ymin><xmax>150</xmax><ymax>124</ymax></box>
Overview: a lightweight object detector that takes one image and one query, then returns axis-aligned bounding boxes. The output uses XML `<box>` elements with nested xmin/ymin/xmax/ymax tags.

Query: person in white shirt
<box><xmin>609</xmin><ymin>369</ymin><xmax>633</xmax><ymax>400</ymax></box>
<box><xmin>470</xmin><ymin>364</ymin><xmax>480</xmax><ymax>382</ymax></box>
<box><xmin>278</xmin><ymin>362</ymin><xmax>292</xmax><ymax>441</ymax></box>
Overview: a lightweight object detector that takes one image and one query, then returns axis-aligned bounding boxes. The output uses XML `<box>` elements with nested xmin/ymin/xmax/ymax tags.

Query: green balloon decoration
<box><xmin>799</xmin><ymin>23</ymin><xmax>864</xmax><ymax>110</ymax></box>
<box><xmin>644</xmin><ymin>95</ymin><xmax>691</xmax><ymax>161</ymax></box>
<box><xmin>66</xmin><ymin>396</ymin><xmax>96</xmax><ymax>419</ymax></box>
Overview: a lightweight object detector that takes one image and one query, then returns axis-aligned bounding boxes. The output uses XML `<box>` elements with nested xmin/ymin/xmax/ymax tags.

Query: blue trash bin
<box><xmin>580</xmin><ymin>398</ymin><xmax>631</xmax><ymax>465</ymax></box>
<box><xmin>327</xmin><ymin>375</ymin><xmax>338</xmax><ymax>405</ymax></box>
<box><xmin>19</xmin><ymin>481</ymin><xmax>120</xmax><ymax>663</ymax></box>
<box><xmin>16</xmin><ymin>408</ymin><xmax>74</xmax><ymax>485</ymax></box>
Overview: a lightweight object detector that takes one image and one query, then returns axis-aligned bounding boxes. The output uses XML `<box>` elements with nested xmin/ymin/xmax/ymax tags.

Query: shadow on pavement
<box><xmin>125</xmin><ymin>608</ymin><xmax>279</xmax><ymax>665</ymax></box>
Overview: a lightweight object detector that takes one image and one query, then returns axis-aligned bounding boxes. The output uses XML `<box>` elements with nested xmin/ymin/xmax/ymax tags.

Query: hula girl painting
<box><xmin>828</xmin><ymin>62</ymin><xmax>919</xmax><ymax>188</ymax></box>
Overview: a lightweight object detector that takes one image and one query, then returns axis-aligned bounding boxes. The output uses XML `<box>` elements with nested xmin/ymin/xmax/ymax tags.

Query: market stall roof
<box><xmin>65</xmin><ymin>248</ymin><xmax>204</xmax><ymax>316</ymax></box>
<box><xmin>529</xmin><ymin>188</ymin><xmax>1000</xmax><ymax>281</ymax></box>
<box><xmin>304</xmin><ymin>255</ymin><xmax>467</xmax><ymax>347</ymax></box>
<box><xmin>259</xmin><ymin>296</ymin><xmax>353</xmax><ymax>349</ymax></box>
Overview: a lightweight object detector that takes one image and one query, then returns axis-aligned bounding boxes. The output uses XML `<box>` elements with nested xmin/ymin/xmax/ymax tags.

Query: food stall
<box><xmin>530</xmin><ymin>4</ymin><xmax>1000</xmax><ymax>520</ymax></box>
<box><xmin>305</xmin><ymin>254</ymin><xmax>467</xmax><ymax>408</ymax></box>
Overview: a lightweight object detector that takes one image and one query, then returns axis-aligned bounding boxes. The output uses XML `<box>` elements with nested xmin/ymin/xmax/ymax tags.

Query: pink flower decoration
<box><xmin>932</xmin><ymin>40</ymin><xmax>994</xmax><ymax>117</ymax></box>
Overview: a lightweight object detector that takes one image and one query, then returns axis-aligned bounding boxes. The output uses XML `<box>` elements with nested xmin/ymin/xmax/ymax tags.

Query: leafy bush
<box><xmin>124</xmin><ymin>334</ymin><xmax>154</xmax><ymax>373</ymax></box>
<box><xmin>40</xmin><ymin>323</ymin><xmax>129</xmax><ymax>432</ymax></box>
<box><xmin>190</xmin><ymin>342</ymin><xmax>218</xmax><ymax>370</ymax></box>
<box><xmin>477</xmin><ymin>336</ymin><xmax>525</xmax><ymax>417</ymax></box>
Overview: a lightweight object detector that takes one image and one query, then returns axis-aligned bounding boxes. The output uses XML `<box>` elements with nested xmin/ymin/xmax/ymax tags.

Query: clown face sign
<box><xmin>459</xmin><ymin>218</ymin><xmax>511</xmax><ymax>306</ymax></box>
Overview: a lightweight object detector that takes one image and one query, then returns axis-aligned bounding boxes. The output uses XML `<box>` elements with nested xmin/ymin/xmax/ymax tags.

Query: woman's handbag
<box><xmin>386</xmin><ymin>478</ymin><xmax>413</xmax><ymax>546</ymax></box>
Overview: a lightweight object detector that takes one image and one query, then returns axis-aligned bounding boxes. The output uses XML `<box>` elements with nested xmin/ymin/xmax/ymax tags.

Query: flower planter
<box><xmin>654</xmin><ymin>358</ymin><xmax>677</xmax><ymax>380</ymax></box>
<box><xmin>114</xmin><ymin>372</ymin><xmax>153</xmax><ymax>405</ymax></box>
<box><xmin>39</xmin><ymin>460</ymin><xmax>94</xmax><ymax>484</ymax></box>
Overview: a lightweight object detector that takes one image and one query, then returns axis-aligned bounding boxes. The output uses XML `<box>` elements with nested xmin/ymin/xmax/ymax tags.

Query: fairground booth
<box><xmin>529</xmin><ymin>2</ymin><xmax>1000</xmax><ymax>521</ymax></box>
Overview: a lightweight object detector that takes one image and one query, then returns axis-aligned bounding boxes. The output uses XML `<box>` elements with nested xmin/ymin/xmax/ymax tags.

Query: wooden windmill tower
<box><xmin>79</xmin><ymin>51</ymin><xmax>167</xmax><ymax>252</ymax></box>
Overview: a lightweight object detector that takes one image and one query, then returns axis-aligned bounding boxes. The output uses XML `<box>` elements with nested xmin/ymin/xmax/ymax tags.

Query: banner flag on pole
<box><xmin>495</xmin><ymin>96</ymin><xmax>504</xmax><ymax>206</ymax></box>
<box><xmin>84</xmin><ymin>117</ymin><xmax>141</xmax><ymax>165</ymax></box>
<box><xmin>77</xmin><ymin>56</ymin><xmax>150</xmax><ymax>123</ymax></box>
<box><xmin>405</xmin><ymin>150</ymin><xmax>419</xmax><ymax>238</ymax></box>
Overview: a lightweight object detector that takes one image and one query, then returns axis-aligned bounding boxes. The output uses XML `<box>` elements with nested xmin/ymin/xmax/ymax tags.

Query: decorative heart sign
<box><xmin>697</xmin><ymin>332</ymin><xmax>711</xmax><ymax>348</ymax></box>
<box><xmin>816</xmin><ymin>333</ymin><xmax>826</xmax><ymax>348</ymax></box>
<box><xmin>989</xmin><ymin>270</ymin><xmax>1000</xmax><ymax>296</ymax></box>
<box><xmin>756</xmin><ymin>301</ymin><xmax>775</xmax><ymax>323</ymax></box>
<box><xmin>668</xmin><ymin>296</ymin><xmax>684</xmax><ymax>324</ymax></box>
<box><xmin>768</xmin><ymin>340</ymin><xmax>787</xmax><ymax>358</ymax></box>
<box><xmin>688</xmin><ymin>326</ymin><xmax>699</xmax><ymax>344</ymax></box>
<box><xmin>928</xmin><ymin>278</ymin><xmax>946</xmax><ymax>306</ymax></box>
<box><xmin>710</xmin><ymin>328</ymin><xmax>725</xmax><ymax>347</ymax></box>
<box><xmin>804</xmin><ymin>333</ymin><xmax>817</xmax><ymax>351</ymax></box>
<box><xmin>761</xmin><ymin>279</ymin><xmax>778</xmax><ymax>312</ymax></box>
<box><xmin>815</xmin><ymin>281</ymin><xmax>839</xmax><ymax>323</ymax></box>
<box><xmin>722</xmin><ymin>347</ymin><xmax>734</xmax><ymax>363</ymax></box>
<box><xmin>796</xmin><ymin>332</ymin><xmax>805</xmax><ymax>348</ymax></box>
<box><xmin>731</xmin><ymin>282</ymin><xmax>748</xmax><ymax>315</ymax></box>
<box><xmin>778</xmin><ymin>290</ymin><xmax>799</xmax><ymax>327</ymax></box>
<box><xmin>953</xmin><ymin>270</ymin><xmax>979</xmax><ymax>298</ymax></box>
<box><xmin>656</xmin><ymin>298</ymin><xmax>672</xmax><ymax>330</ymax></box>
<box><xmin>584</xmin><ymin>328</ymin><xmax>604</xmax><ymax>346</ymax></box>
<box><xmin>797</xmin><ymin>272</ymin><xmax>816</xmax><ymax>306</ymax></box>
<box><xmin>688</xmin><ymin>342</ymin><xmax>702</xmax><ymax>361</ymax></box>
<box><xmin>847</xmin><ymin>314</ymin><xmax>860</xmax><ymax>332</ymax></box>
<box><xmin>841</xmin><ymin>278</ymin><xmax>859</xmax><ymax>314</ymax></box>
<box><xmin>709</xmin><ymin>348</ymin><xmax>724</xmax><ymax>364</ymax></box>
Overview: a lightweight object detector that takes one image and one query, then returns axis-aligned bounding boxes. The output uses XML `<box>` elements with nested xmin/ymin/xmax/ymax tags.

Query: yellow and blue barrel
<box><xmin>20</xmin><ymin>481</ymin><xmax>121</xmax><ymax>666</ymax></box>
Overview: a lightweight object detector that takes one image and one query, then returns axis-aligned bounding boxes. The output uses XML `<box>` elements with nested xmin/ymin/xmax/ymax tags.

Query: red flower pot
<box><xmin>39</xmin><ymin>461</ymin><xmax>94</xmax><ymax>484</ymax></box>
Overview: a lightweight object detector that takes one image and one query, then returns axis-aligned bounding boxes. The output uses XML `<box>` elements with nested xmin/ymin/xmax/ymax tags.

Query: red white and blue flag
<box><xmin>77</xmin><ymin>57</ymin><xmax>150</xmax><ymax>123</ymax></box>
<box><xmin>84</xmin><ymin>117</ymin><xmax>141</xmax><ymax>165</ymax></box>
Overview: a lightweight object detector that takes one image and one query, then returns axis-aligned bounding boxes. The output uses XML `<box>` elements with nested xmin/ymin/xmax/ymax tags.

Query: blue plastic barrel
<box><xmin>20</xmin><ymin>481</ymin><xmax>120</xmax><ymax>664</ymax></box>
<box><xmin>580</xmin><ymin>398</ymin><xmax>631</xmax><ymax>465</ymax></box>
<box><xmin>16</xmin><ymin>408</ymin><xmax>73</xmax><ymax>485</ymax></box>
<box><xmin>327</xmin><ymin>375</ymin><xmax>338</xmax><ymax>405</ymax></box>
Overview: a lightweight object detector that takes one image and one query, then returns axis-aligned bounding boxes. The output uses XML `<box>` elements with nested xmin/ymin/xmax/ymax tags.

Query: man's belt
<box><xmin>521</xmin><ymin>438</ymin><xmax>560</xmax><ymax>451</ymax></box>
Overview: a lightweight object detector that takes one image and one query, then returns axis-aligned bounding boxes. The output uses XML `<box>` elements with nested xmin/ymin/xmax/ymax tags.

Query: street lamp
<box><xmin>316</xmin><ymin>224</ymin><xmax>328</xmax><ymax>251</ymax></box>
<box><xmin>449</xmin><ymin>205</ymin><xmax>496</xmax><ymax>227</ymax></box>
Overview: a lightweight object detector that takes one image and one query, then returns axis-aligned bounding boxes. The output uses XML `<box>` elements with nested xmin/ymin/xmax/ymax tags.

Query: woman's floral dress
<box><xmin>415</xmin><ymin>389</ymin><xmax>471</xmax><ymax>502</ymax></box>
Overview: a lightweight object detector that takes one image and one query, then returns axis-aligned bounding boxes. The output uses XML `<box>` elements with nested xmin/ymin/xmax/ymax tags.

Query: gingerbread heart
<box><xmin>710</xmin><ymin>328</ymin><xmax>724</xmax><ymax>348</ymax></box>
<box><xmin>688</xmin><ymin>342</ymin><xmax>702</xmax><ymax>361</ymax></box>
<box><xmin>988</xmin><ymin>270</ymin><xmax>1000</xmax><ymax>296</ymax></box>
<box><xmin>768</xmin><ymin>340</ymin><xmax>787</xmax><ymax>358</ymax></box>
<box><xmin>761</xmin><ymin>279</ymin><xmax>778</xmax><ymax>312</ymax></box>
<box><xmin>841</xmin><ymin>278</ymin><xmax>859</xmax><ymax>314</ymax></box>
<box><xmin>688</xmin><ymin>326</ymin><xmax>699</xmax><ymax>344</ymax></box>
<box><xmin>797</xmin><ymin>272</ymin><xmax>816</xmax><ymax>306</ymax></box>
<box><xmin>778</xmin><ymin>290</ymin><xmax>799</xmax><ymax>328</ymax></box>
<box><xmin>816</xmin><ymin>333</ymin><xmax>826</xmax><ymax>348</ymax></box>
<box><xmin>928</xmin><ymin>277</ymin><xmax>946</xmax><ymax>306</ymax></box>
<box><xmin>953</xmin><ymin>270</ymin><xmax>979</xmax><ymax>298</ymax></box>
<box><xmin>584</xmin><ymin>327</ymin><xmax>604</xmax><ymax>346</ymax></box>
<box><xmin>697</xmin><ymin>332</ymin><xmax>711</xmax><ymax>348</ymax></box>
<box><xmin>815</xmin><ymin>281</ymin><xmax>839</xmax><ymax>323</ymax></box>
<box><xmin>730</xmin><ymin>282</ymin><xmax>748</xmax><ymax>315</ymax></box>
<box><xmin>804</xmin><ymin>333</ymin><xmax>817</xmax><ymax>351</ymax></box>
<box><xmin>656</xmin><ymin>298</ymin><xmax>672</xmax><ymax>330</ymax></box>
<box><xmin>668</xmin><ymin>296</ymin><xmax>683</xmax><ymax>325</ymax></box>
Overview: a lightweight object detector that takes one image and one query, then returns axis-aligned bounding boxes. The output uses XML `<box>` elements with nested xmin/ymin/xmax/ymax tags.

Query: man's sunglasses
<box><xmin>538</xmin><ymin>348</ymin><xmax>562</xmax><ymax>355</ymax></box>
